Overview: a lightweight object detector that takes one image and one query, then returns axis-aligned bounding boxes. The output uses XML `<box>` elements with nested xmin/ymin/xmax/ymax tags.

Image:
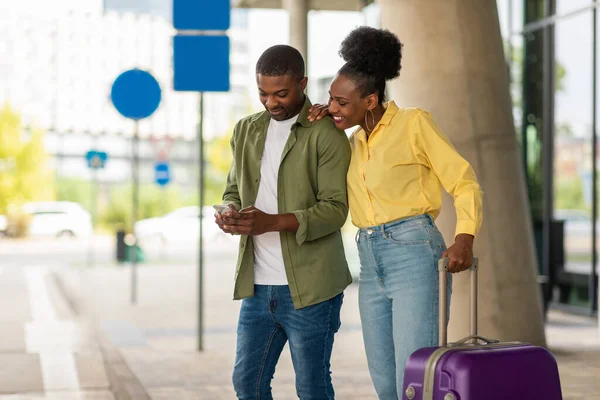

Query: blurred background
<box><xmin>0</xmin><ymin>0</ymin><xmax>597</xmax><ymax>321</ymax></box>
<box><xmin>1</xmin><ymin>1</ymin><xmax>600</xmax><ymax>398</ymax></box>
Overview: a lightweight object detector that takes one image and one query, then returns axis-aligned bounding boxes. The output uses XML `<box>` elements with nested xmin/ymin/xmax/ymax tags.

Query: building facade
<box><xmin>497</xmin><ymin>0</ymin><xmax>598</xmax><ymax>314</ymax></box>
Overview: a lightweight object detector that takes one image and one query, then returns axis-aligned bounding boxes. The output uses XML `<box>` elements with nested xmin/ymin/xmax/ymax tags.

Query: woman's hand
<box><xmin>442</xmin><ymin>234</ymin><xmax>474</xmax><ymax>273</ymax></box>
<box><xmin>308</xmin><ymin>104</ymin><xmax>331</xmax><ymax>122</ymax></box>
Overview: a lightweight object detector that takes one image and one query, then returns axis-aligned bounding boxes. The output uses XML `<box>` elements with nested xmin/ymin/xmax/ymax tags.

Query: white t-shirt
<box><xmin>253</xmin><ymin>115</ymin><xmax>298</xmax><ymax>285</ymax></box>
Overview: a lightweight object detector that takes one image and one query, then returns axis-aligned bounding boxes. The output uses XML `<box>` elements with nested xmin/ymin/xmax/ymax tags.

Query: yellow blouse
<box><xmin>347</xmin><ymin>101</ymin><xmax>483</xmax><ymax>238</ymax></box>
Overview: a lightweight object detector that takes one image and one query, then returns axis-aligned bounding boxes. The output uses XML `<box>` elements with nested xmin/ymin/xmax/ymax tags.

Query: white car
<box><xmin>554</xmin><ymin>209</ymin><xmax>600</xmax><ymax>237</ymax></box>
<box><xmin>0</xmin><ymin>214</ymin><xmax>6</xmax><ymax>236</ymax></box>
<box><xmin>21</xmin><ymin>201</ymin><xmax>93</xmax><ymax>238</ymax></box>
<box><xmin>134</xmin><ymin>206</ymin><xmax>225</xmax><ymax>243</ymax></box>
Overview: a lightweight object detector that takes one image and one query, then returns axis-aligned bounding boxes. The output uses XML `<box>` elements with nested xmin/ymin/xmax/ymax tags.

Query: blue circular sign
<box><xmin>110</xmin><ymin>69</ymin><xmax>162</xmax><ymax>120</ymax></box>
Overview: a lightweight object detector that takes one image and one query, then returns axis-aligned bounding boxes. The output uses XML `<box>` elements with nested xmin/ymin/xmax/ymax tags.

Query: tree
<box><xmin>98</xmin><ymin>183</ymin><xmax>196</xmax><ymax>233</ymax></box>
<box><xmin>0</xmin><ymin>103</ymin><xmax>53</xmax><ymax>214</ymax></box>
<box><xmin>205</xmin><ymin>128</ymin><xmax>234</xmax><ymax>206</ymax></box>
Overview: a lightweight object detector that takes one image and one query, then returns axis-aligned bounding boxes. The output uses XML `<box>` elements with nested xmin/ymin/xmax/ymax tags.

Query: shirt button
<box><xmin>254</xmin><ymin>179</ymin><xmax>259</xmax><ymax>183</ymax></box>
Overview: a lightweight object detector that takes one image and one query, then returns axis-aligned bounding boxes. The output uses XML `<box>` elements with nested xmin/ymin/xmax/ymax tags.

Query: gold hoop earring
<box><xmin>364</xmin><ymin>109</ymin><xmax>375</xmax><ymax>132</ymax></box>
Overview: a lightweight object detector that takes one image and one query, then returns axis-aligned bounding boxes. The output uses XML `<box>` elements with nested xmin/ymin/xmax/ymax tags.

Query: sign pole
<box><xmin>198</xmin><ymin>92</ymin><xmax>205</xmax><ymax>351</ymax></box>
<box><xmin>85</xmin><ymin>147</ymin><xmax>107</xmax><ymax>268</ymax></box>
<box><xmin>173</xmin><ymin>0</ymin><xmax>231</xmax><ymax>352</ymax></box>
<box><xmin>132</xmin><ymin>121</ymin><xmax>140</xmax><ymax>305</ymax></box>
<box><xmin>88</xmin><ymin>166</ymin><xmax>98</xmax><ymax>267</ymax></box>
<box><xmin>110</xmin><ymin>68</ymin><xmax>161</xmax><ymax>305</ymax></box>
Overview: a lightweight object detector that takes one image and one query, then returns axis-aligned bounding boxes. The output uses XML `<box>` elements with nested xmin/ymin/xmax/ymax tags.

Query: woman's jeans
<box><xmin>356</xmin><ymin>214</ymin><xmax>451</xmax><ymax>399</ymax></box>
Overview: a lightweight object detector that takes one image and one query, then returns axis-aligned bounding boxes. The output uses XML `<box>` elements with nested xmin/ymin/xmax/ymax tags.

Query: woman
<box><xmin>308</xmin><ymin>27</ymin><xmax>483</xmax><ymax>399</ymax></box>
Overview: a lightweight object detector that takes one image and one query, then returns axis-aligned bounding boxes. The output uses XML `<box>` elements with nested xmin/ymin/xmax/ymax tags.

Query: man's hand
<box><xmin>442</xmin><ymin>234</ymin><xmax>474</xmax><ymax>273</ymax></box>
<box><xmin>215</xmin><ymin>204</ymin><xmax>238</xmax><ymax>234</ymax></box>
<box><xmin>221</xmin><ymin>206</ymin><xmax>278</xmax><ymax>236</ymax></box>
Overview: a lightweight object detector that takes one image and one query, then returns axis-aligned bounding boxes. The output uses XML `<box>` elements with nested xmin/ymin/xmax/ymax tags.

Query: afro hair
<box><xmin>338</xmin><ymin>27</ymin><xmax>403</xmax><ymax>102</ymax></box>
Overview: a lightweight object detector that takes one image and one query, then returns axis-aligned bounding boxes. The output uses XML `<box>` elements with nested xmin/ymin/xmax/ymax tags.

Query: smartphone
<box><xmin>213</xmin><ymin>204</ymin><xmax>230</xmax><ymax>215</ymax></box>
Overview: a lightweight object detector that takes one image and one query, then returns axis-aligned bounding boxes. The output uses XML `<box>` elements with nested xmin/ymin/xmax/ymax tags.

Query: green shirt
<box><xmin>223</xmin><ymin>98</ymin><xmax>352</xmax><ymax>309</ymax></box>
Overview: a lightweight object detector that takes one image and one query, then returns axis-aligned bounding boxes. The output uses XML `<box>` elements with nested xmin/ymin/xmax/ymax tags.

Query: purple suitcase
<box><xmin>401</xmin><ymin>258</ymin><xmax>563</xmax><ymax>400</ymax></box>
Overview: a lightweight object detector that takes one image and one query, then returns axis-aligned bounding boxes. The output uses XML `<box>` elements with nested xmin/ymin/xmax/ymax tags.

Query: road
<box><xmin>0</xmin><ymin>232</ymin><xmax>361</xmax><ymax>276</ymax></box>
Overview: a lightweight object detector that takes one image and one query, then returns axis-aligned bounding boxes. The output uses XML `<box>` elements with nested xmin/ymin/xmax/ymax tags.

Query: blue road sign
<box><xmin>155</xmin><ymin>162</ymin><xmax>171</xmax><ymax>187</ymax></box>
<box><xmin>86</xmin><ymin>150</ymin><xmax>108</xmax><ymax>169</ymax></box>
<box><xmin>173</xmin><ymin>35</ymin><xmax>230</xmax><ymax>92</ymax></box>
<box><xmin>173</xmin><ymin>0</ymin><xmax>230</xmax><ymax>31</ymax></box>
<box><xmin>111</xmin><ymin>69</ymin><xmax>162</xmax><ymax>120</ymax></box>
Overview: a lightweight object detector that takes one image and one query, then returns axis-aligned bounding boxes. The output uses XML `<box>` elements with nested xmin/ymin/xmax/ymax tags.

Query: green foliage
<box><xmin>0</xmin><ymin>103</ymin><xmax>54</xmax><ymax>214</ymax></box>
<box><xmin>99</xmin><ymin>184</ymin><xmax>196</xmax><ymax>233</ymax></box>
<box><xmin>554</xmin><ymin>178</ymin><xmax>586</xmax><ymax>211</ymax></box>
<box><xmin>56</xmin><ymin>178</ymin><xmax>93</xmax><ymax>212</ymax></box>
<box><xmin>204</xmin><ymin>129</ymin><xmax>234</xmax><ymax>206</ymax></box>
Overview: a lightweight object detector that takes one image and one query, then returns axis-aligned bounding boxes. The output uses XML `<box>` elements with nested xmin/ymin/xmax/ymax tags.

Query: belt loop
<box><xmin>426</xmin><ymin>213</ymin><xmax>434</xmax><ymax>225</ymax></box>
<box><xmin>380</xmin><ymin>223</ymin><xmax>388</xmax><ymax>239</ymax></box>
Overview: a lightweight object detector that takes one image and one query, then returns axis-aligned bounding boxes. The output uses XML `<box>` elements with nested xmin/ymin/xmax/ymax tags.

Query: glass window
<box><xmin>556</xmin><ymin>0</ymin><xmax>592</xmax><ymax>15</ymax></box>
<box><xmin>497</xmin><ymin>0</ymin><xmax>510</xmax><ymax>38</ymax></box>
<box><xmin>524</xmin><ymin>0</ymin><xmax>546</xmax><ymax>25</ymax></box>
<box><xmin>510</xmin><ymin>0</ymin><xmax>524</xmax><ymax>31</ymax></box>
<box><xmin>553</xmin><ymin>11</ymin><xmax>594</xmax><ymax>306</ymax></box>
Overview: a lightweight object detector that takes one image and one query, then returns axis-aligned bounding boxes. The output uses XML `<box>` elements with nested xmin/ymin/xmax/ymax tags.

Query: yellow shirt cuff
<box><xmin>455</xmin><ymin>220</ymin><xmax>478</xmax><ymax>238</ymax></box>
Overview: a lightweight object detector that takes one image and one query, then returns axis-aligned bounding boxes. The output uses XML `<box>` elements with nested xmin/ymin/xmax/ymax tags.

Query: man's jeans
<box><xmin>357</xmin><ymin>214</ymin><xmax>451</xmax><ymax>399</ymax></box>
<box><xmin>232</xmin><ymin>285</ymin><xmax>343</xmax><ymax>400</ymax></box>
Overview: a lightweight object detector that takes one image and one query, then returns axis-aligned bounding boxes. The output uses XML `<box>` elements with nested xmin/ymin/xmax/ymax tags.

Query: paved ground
<box><xmin>55</xmin><ymin>248</ymin><xmax>600</xmax><ymax>399</ymax></box>
<box><xmin>1</xmin><ymin>237</ymin><xmax>600</xmax><ymax>399</ymax></box>
<box><xmin>0</xmin><ymin>265</ymin><xmax>114</xmax><ymax>399</ymax></box>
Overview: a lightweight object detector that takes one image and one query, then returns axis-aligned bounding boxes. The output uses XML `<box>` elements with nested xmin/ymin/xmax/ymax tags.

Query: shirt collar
<box><xmin>378</xmin><ymin>100</ymin><xmax>399</xmax><ymax>127</ymax></box>
<box><xmin>351</xmin><ymin>100</ymin><xmax>399</xmax><ymax>141</ymax></box>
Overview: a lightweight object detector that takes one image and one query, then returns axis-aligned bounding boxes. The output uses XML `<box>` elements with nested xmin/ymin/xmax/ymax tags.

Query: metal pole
<box><xmin>438</xmin><ymin>263</ymin><xmax>447</xmax><ymax>347</ymax></box>
<box><xmin>88</xmin><ymin>166</ymin><xmax>97</xmax><ymax>267</ymax></box>
<box><xmin>471</xmin><ymin>266</ymin><xmax>478</xmax><ymax>337</ymax></box>
<box><xmin>198</xmin><ymin>93</ymin><xmax>204</xmax><ymax>351</ymax></box>
<box><xmin>591</xmin><ymin>1</ymin><xmax>598</xmax><ymax>315</ymax></box>
<box><xmin>508</xmin><ymin>0</ymin><xmax>513</xmax><ymax>78</ymax></box>
<box><xmin>521</xmin><ymin>1</ymin><xmax>530</xmax><ymax>199</ymax></box>
<box><xmin>541</xmin><ymin>0</ymin><xmax>556</xmax><ymax>312</ymax></box>
<box><xmin>132</xmin><ymin>122</ymin><xmax>140</xmax><ymax>304</ymax></box>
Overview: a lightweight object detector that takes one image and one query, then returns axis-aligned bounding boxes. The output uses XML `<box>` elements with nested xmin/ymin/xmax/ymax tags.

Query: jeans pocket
<box><xmin>386</xmin><ymin>224</ymin><xmax>431</xmax><ymax>245</ymax></box>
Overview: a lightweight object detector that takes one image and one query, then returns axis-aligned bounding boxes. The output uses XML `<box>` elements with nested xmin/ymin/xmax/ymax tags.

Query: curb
<box><xmin>51</xmin><ymin>271</ymin><xmax>152</xmax><ymax>400</ymax></box>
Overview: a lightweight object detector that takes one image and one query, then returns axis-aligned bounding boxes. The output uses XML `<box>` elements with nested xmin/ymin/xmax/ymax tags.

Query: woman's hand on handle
<box><xmin>442</xmin><ymin>233</ymin><xmax>474</xmax><ymax>273</ymax></box>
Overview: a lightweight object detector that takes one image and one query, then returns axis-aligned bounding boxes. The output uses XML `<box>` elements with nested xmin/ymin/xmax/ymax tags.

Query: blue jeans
<box><xmin>356</xmin><ymin>214</ymin><xmax>451</xmax><ymax>399</ymax></box>
<box><xmin>232</xmin><ymin>285</ymin><xmax>344</xmax><ymax>400</ymax></box>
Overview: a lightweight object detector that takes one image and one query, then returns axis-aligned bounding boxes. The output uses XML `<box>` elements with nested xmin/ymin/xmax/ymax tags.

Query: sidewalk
<box><xmin>53</xmin><ymin>248</ymin><xmax>600</xmax><ymax>400</ymax></box>
<box><xmin>0</xmin><ymin>264</ymin><xmax>114</xmax><ymax>399</ymax></box>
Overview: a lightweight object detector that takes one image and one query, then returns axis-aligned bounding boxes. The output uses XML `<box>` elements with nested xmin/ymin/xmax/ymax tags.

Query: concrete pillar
<box><xmin>378</xmin><ymin>0</ymin><xmax>547</xmax><ymax>346</ymax></box>
<box><xmin>284</xmin><ymin>0</ymin><xmax>308</xmax><ymax>67</ymax></box>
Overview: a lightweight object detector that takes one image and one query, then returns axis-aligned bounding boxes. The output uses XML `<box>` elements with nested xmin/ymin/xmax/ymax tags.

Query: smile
<box><xmin>332</xmin><ymin>116</ymin><xmax>344</xmax><ymax>123</ymax></box>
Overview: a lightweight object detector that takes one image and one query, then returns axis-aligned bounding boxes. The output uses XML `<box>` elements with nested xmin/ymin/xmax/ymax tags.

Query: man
<box><xmin>215</xmin><ymin>45</ymin><xmax>352</xmax><ymax>399</ymax></box>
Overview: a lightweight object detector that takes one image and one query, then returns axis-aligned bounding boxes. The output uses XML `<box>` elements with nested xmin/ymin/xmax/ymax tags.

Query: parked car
<box><xmin>0</xmin><ymin>214</ymin><xmax>6</xmax><ymax>236</ymax></box>
<box><xmin>20</xmin><ymin>201</ymin><xmax>93</xmax><ymax>238</ymax></box>
<box><xmin>554</xmin><ymin>209</ymin><xmax>600</xmax><ymax>237</ymax></box>
<box><xmin>134</xmin><ymin>206</ymin><xmax>226</xmax><ymax>243</ymax></box>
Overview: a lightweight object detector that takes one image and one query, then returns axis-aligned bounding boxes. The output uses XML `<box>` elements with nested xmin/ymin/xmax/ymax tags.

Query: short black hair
<box><xmin>338</xmin><ymin>26</ymin><xmax>403</xmax><ymax>103</ymax></box>
<box><xmin>256</xmin><ymin>45</ymin><xmax>305</xmax><ymax>78</ymax></box>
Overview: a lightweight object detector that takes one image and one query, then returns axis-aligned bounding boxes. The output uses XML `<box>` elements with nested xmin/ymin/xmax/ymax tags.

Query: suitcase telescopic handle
<box><xmin>438</xmin><ymin>257</ymin><xmax>478</xmax><ymax>346</ymax></box>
